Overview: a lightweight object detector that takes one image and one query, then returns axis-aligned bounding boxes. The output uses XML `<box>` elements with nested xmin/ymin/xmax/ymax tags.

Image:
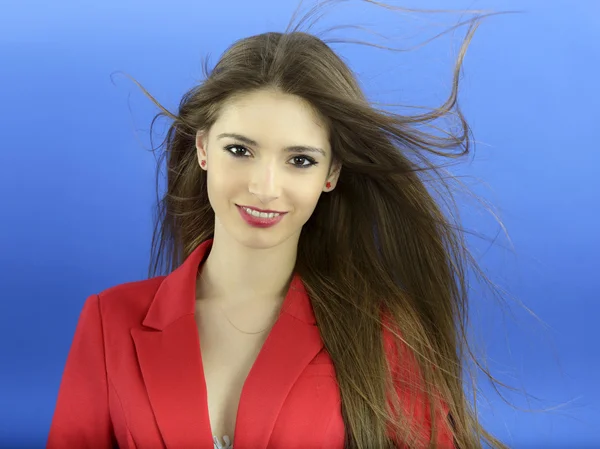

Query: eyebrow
<box><xmin>217</xmin><ymin>132</ymin><xmax>327</xmax><ymax>157</ymax></box>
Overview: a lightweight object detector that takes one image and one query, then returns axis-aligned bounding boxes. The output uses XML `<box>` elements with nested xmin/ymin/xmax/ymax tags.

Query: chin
<box><xmin>215</xmin><ymin>211</ymin><xmax>303</xmax><ymax>251</ymax></box>
<box><xmin>235</xmin><ymin>231</ymin><xmax>288</xmax><ymax>250</ymax></box>
<box><xmin>229</xmin><ymin>220</ymin><xmax>302</xmax><ymax>251</ymax></box>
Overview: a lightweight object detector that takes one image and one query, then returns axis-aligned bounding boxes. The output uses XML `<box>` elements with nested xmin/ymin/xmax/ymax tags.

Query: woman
<box><xmin>47</xmin><ymin>2</ymin><xmax>509</xmax><ymax>449</ymax></box>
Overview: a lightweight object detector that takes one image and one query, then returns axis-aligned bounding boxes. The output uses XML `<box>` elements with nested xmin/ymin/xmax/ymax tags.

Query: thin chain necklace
<box><xmin>218</xmin><ymin>301</ymin><xmax>275</xmax><ymax>335</ymax></box>
<box><xmin>197</xmin><ymin>272</ymin><xmax>280</xmax><ymax>335</ymax></box>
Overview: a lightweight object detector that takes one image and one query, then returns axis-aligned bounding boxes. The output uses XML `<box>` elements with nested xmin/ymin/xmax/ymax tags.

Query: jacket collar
<box><xmin>142</xmin><ymin>238</ymin><xmax>316</xmax><ymax>330</ymax></box>
<box><xmin>131</xmin><ymin>239</ymin><xmax>324</xmax><ymax>449</ymax></box>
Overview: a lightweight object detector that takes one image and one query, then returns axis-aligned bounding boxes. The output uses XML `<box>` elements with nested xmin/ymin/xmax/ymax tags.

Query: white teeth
<box><xmin>243</xmin><ymin>207</ymin><xmax>280</xmax><ymax>219</ymax></box>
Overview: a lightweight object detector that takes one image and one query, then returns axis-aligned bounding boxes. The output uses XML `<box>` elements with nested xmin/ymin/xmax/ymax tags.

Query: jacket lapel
<box><xmin>233</xmin><ymin>275</ymin><xmax>324</xmax><ymax>449</ymax></box>
<box><xmin>131</xmin><ymin>317</ymin><xmax>213</xmax><ymax>449</ymax></box>
<box><xmin>132</xmin><ymin>239</ymin><xmax>324</xmax><ymax>449</ymax></box>
<box><xmin>132</xmin><ymin>240</ymin><xmax>214</xmax><ymax>449</ymax></box>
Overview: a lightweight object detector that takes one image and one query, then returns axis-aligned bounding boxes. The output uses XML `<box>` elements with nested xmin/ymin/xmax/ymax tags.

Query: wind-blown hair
<box><xmin>128</xmin><ymin>2</ymin><xmax>520</xmax><ymax>447</ymax></box>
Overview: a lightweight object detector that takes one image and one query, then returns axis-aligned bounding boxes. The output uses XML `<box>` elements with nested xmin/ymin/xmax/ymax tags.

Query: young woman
<box><xmin>47</xmin><ymin>3</ymin><xmax>509</xmax><ymax>449</ymax></box>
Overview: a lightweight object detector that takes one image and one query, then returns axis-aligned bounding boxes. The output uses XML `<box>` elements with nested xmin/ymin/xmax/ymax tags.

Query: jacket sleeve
<box><xmin>47</xmin><ymin>294</ymin><xmax>115</xmax><ymax>448</ymax></box>
<box><xmin>384</xmin><ymin>326</ymin><xmax>455</xmax><ymax>449</ymax></box>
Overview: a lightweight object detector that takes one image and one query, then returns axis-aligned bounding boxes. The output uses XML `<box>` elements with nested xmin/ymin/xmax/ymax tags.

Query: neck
<box><xmin>197</xmin><ymin>222</ymin><xmax>299</xmax><ymax>304</ymax></box>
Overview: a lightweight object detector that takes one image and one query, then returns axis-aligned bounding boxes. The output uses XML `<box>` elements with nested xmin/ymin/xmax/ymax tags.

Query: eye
<box><xmin>289</xmin><ymin>155</ymin><xmax>318</xmax><ymax>168</ymax></box>
<box><xmin>224</xmin><ymin>144</ymin><xmax>251</xmax><ymax>157</ymax></box>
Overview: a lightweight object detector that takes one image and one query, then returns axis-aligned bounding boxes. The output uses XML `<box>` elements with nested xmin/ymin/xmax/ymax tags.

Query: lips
<box><xmin>236</xmin><ymin>204</ymin><xmax>286</xmax><ymax>214</ymax></box>
<box><xmin>236</xmin><ymin>205</ymin><xmax>287</xmax><ymax>228</ymax></box>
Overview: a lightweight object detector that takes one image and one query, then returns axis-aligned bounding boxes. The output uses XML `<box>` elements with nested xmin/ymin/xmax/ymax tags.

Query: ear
<box><xmin>195</xmin><ymin>130</ymin><xmax>208</xmax><ymax>170</ymax></box>
<box><xmin>324</xmin><ymin>159</ymin><xmax>342</xmax><ymax>192</ymax></box>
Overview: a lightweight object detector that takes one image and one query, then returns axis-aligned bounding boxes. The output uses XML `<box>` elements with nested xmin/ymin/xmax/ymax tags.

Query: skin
<box><xmin>193</xmin><ymin>87</ymin><xmax>341</xmax><ymax>438</ymax></box>
<box><xmin>195</xmin><ymin>87</ymin><xmax>340</xmax><ymax>307</ymax></box>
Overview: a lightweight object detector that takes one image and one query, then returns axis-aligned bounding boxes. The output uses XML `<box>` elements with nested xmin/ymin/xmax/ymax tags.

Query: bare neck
<box><xmin>197</xmin><ymin>225</ymin><xmax>299</xmax><ymax>305</ymax></box>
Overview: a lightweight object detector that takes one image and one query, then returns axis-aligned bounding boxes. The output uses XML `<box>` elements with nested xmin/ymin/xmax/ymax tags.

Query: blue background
<box><xmin>1</xmin><ymin>0</ymin><xmax>598</xmax><ymax>447</ymax></box>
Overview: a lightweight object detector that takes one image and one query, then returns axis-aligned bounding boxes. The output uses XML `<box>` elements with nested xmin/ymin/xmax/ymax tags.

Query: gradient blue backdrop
<box><xmin>1</xmin><ymin>0</ymin><xmax>598</xmax><ymax>447</ymax></box>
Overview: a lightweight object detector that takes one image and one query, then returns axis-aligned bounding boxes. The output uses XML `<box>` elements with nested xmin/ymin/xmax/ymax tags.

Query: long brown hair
<box><xmin>127</xmin><ymin>1</ymin><xmax>520</xmax><ymax>447</ymax></box>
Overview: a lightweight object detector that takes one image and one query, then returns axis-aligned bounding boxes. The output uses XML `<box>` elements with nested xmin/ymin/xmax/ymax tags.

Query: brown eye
<box><xmin>290</xmin><ymin>156</ymin><xmax>317</xmax><ymax>168</ymax></box>
<box><xmin>224</xmin><ymin>144</ymin><xmax>251</xmax><ymax>157</ymax></box>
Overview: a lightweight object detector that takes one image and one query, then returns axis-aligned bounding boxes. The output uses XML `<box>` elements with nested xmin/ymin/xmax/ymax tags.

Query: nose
<box><xmin>247</xmin><ymin>160</ymin><xmax>281</xmax><ymax>204</ymax></box>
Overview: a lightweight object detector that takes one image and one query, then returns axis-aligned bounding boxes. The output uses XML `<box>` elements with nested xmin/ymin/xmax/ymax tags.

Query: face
<box><xmin>195</xmin><ymin>88</ymin><xmax>340</xmax><ymax>250</ymax></box>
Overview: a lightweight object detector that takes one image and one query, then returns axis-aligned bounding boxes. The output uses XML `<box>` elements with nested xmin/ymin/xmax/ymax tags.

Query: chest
<box><xmin>195</xmin><ymin>299</ymin><xmax>279</xmax><ymax>439</ymax></box>
<box><xmin>123</xmin><ymin>307</ymin><xmax>346</xmax><ymax>449</ymax></box>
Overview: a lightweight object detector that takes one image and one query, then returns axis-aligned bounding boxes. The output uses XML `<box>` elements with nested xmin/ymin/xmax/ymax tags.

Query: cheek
<box><xmin>206</xmin><ymin>168</ymin><xmax>231</xmax><ymax>208</ymax></box>
<box><xmin>288</xmin><ymin>178</ymin><xmax>325</xmax><ymax>213</ymax></box>
<box><xmin>206</xmin><ymin>157</ymin><xmax>243</xmax><ymax>203</ymax></box>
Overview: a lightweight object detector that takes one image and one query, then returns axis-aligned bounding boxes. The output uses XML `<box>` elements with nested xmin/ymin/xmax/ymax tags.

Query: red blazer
<box><xmin>47</xmin><ymin>240</ymin><xmax>454</xmax><ymax>449</ymax></box>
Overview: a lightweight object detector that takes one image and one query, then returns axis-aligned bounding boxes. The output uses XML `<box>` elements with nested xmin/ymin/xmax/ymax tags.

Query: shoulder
<box><xmin>88</xmin><ymin>276</ymin><xmax>167</xmax><ymax>327</ymax></box>
<box><xmin>98</xmin><ymin>276</ymin><xmax>166</xmax><ymax>303</ymax></box>
<box><xmin>381</xmin><ymin>312</ymin><xmax>415</xmax><ymax>368</ymax></box>
<box><xmin>380</xmin><ymin>312</ymin><xmax>434</xmax><ymax>393</ymax></box>
<box><xmin>381</xmin><ymin>314</ymin><xmax>454</xmax><ymax>447</ymax></box>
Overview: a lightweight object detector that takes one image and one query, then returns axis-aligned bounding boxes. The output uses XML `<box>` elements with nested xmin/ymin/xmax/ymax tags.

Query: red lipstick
<box><xmin>236</xmin><ymin>205</ymin><xmax>286</xmax><ymax>228</ymax></box>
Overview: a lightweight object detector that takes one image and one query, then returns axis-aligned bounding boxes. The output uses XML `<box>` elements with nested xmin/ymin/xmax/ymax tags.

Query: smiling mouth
<box><xmin>236</xmin><ymin>204</ymin><xmax>287</xmax><ymax>218</ymax></box>
<box><xmin>236</xmin><ymin>205</ymin><xmax>287</xmax><ymax>228</ymax></box>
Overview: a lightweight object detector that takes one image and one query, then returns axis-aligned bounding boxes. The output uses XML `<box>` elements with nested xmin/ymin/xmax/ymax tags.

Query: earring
<box><xmin>201</xmin><ymin>160</ymin><xmax>206</xmax><ymax>168</ymax></box>
<box><xmin>326</xmin><ymin>181</ymin><xmax>331</xmax><ymax>189</ymax></box>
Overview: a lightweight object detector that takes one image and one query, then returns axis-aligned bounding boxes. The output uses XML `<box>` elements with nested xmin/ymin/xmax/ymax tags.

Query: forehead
<box><xmin>212</xmin><ymin>89</ymin><xmax>330</xmax><ymax>149</ymax></box>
